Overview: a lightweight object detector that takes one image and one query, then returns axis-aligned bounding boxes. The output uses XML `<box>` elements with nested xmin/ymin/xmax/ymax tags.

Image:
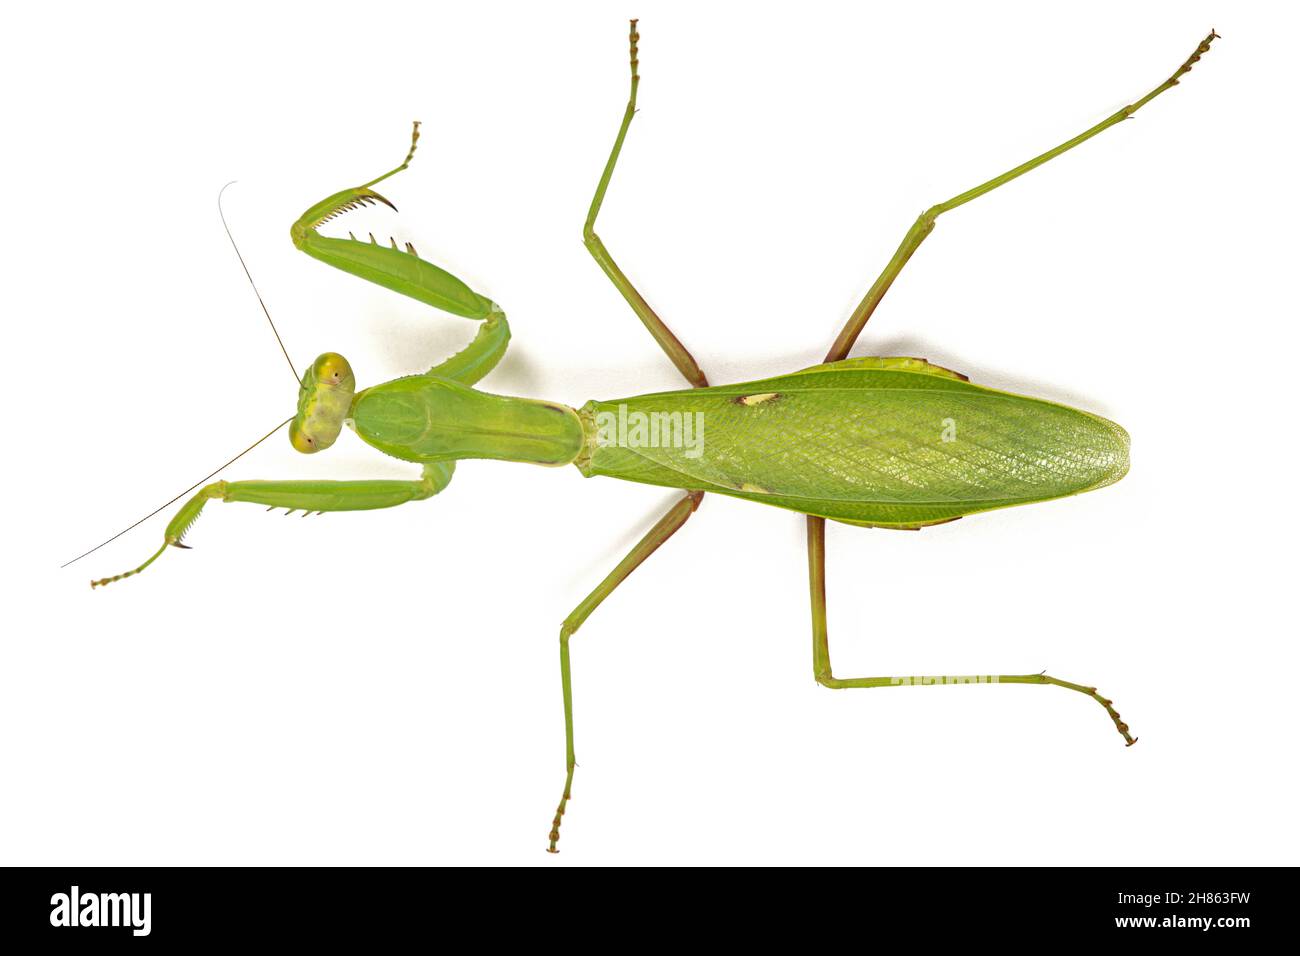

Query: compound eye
<box><xmin>314</xmin><ymin>352</ymin><xmax>352</xmax><ymax>386</ymax></box>
<box><xmin>289</xmin><ymin>422</ymin><xmax>319</xmax><ymax>454</ymax></box>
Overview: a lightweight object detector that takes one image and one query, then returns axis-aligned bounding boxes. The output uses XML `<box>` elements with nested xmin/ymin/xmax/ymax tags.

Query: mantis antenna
<box><xmin>218</xmin><ymin>181</ymin><xmax>301</xmax><ymax>386</ymax></box>
<box><xmin>60</xmin><ymin>417</ymin><xmax>293</xmax><ymax>569</ymax></box>
<box><xmin>63</xmin><ymin>182</ymin><xmax>306</xmax><ymax>570</ymax></box>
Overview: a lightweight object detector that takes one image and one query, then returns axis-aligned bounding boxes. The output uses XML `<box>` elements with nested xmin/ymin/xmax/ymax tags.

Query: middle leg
<box><xmin>584</xmin><ymin>20</ymin><xmax>709</xmax><ymax>388</ymax></box>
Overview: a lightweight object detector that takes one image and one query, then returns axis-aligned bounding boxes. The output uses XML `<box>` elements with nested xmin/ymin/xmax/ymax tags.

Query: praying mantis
<box><xmin>66</xmin><ymin>21</ymin><xmax>1218</xmax><ymax>852</ymax></box>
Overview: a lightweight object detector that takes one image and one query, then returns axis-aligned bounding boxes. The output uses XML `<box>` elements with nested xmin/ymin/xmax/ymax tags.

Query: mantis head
<box><xmin>290</xmin><ymin>352</ymin><xmax>355</xmax><ymax>453</ymax></box>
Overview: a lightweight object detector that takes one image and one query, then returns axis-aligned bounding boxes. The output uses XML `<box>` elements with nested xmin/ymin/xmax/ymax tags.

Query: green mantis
<box><xmin>68</xmin><ymin>21</ymin><xmax>1218</xmax><ymax>852</ymax></box>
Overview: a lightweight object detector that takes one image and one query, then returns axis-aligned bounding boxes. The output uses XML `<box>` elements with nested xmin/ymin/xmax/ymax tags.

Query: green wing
<box><xmin>579</xmin><ymin>358</ymin><xmax>1129</xmax><ymax>528</ymax></box>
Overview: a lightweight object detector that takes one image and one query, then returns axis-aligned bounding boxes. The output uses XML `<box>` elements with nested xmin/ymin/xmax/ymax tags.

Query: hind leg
<box><xmin>800</xmin><ymin>31</ymin><xmax>1218</xmax><ymax>742</ymax></box>
<box><xmin>805</xmin><ymin>517</ymin><xmax>1135</xmax><ymax>745</ymax></box>
<box><xmin>824</xmin><ymin>30</ymin><xmax>1217</xmax><ymax>363</ymax></box>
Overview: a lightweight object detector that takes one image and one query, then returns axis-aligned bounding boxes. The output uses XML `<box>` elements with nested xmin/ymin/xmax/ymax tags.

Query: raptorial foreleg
<box><xmin>89</xmin><ymin>465</ymin><xmax>454</xmax><ymax>588</ymax></box>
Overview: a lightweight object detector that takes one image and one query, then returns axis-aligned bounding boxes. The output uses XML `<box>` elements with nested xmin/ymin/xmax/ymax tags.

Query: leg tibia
<box><xmin>814</xmin><ymin>669</ymin><xmax>1136</xmax><ymax>746</ymax></box>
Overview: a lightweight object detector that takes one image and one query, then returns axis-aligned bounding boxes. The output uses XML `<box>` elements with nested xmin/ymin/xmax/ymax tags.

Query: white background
<box><xmin>4</xmin><ymin>1</ymin><xmax>1296</xmax><ymax>866</ymax></box>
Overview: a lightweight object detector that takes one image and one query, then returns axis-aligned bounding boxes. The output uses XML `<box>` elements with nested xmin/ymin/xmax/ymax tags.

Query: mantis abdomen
<box><xmin>580</xmin><ymin>357</ymin><xmax>1129</xmax><ymax>528</ymax></box>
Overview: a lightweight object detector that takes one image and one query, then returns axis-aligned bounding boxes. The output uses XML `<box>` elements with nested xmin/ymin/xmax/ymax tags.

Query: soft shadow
<box><xmin>850</xmin><ymin>334</ymin><xmax>1114</xmax><ymax>412</ymax></box>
